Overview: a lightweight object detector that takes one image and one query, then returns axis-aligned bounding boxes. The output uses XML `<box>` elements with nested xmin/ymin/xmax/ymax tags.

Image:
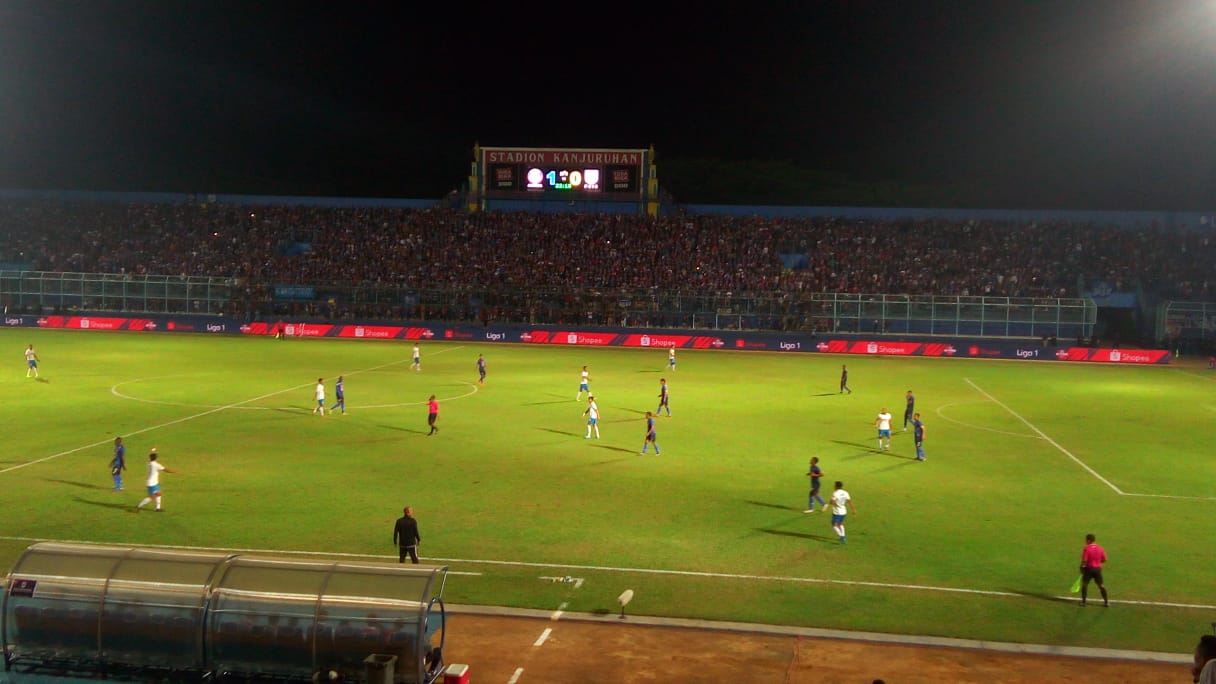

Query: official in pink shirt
<box><xmin>1079</xmin><ymin>533</ymin><xmax>1109</xmax><ymax>607</ymax></box>
<box><xmin>427</xmin><ymin>395</ymin><xmax>440</xmax><ymax>435</ymax></box>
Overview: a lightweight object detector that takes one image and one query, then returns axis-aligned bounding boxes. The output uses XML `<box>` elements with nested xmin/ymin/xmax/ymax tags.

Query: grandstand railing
<box><xmin>0</xmin><ymin>270</ymin><xmax>1097</xmax><ymax>338</ymax></box>
<box><xmin>0</xmin><ymin>271</ymin><xmax>234</xmax><ymax>315</ymax></box>
<box><xmin>1158</xmin><ymin>300</ymin><xmax>1216</xmax><ymax>354</ymax></box>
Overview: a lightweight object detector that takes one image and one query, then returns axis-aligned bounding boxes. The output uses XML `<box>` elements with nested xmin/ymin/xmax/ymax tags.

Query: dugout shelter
<box><xmin>2</xmin><ymin>542</ymin><xmax>448</xmax><ymax>683</ymax></box>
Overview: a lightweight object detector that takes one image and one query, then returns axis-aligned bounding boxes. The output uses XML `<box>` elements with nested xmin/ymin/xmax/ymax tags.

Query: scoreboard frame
<box><xmin>470</xmin><ymin>145</ymin><xmax>657</xmax><ymax>211</ymax></box>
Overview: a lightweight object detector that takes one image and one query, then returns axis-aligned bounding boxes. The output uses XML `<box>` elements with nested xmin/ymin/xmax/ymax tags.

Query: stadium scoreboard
<box><xmin>470</xmin><ymin>145</ymin><xmax>658</xmax><ymax>214</ymax></box>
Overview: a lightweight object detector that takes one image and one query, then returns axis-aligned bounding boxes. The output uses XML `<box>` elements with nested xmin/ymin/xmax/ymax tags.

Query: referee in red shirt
<box><xmin>1079</xmin><ymin>533</ymin><xmax>1109</xmax><ymax>607</ymax></box>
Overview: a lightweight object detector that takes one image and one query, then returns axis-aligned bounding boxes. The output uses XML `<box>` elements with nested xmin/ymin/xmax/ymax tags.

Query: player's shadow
<box><xmin>537</xmin><ymin>427</ymin><xmax>580</xmax><ymax>438</ymax></box>
<box><xmin>35</xmin><ymin>377</ymin><xmax>50</xmax><ymax>384</ymax></box>
<box><xmin>635</xmin><ymin>369</ymin><xmax>662</xmax><ymax>373</ymax></box>
<box><xmin>875</xmin><ymin>460</ymin><xmax>920</xmax><ymax>472</ymax></box>
<box><xmin>615</xmin><ymin>408</ymin><xmax>649</xmax><ymax>416</ymax></box>
<box><xmin>523</xmin><ymin>399</ymin><xmax>574</xmax><ymax>406</ymax></box>
<box><xmin>745</xmin><ymin>500</ymin><xmax>802</xmax><ymax>512</ymax></box>
<box><xmin>758</xmin><ymin>528</ymin><xmax>837</xmax><ymax>543</ymax></box>
<box><xmin>580</xmin><ymin>456</ymin><xmax>632</xmax><ymax>466</ymax></box>
<box><xmin>808</xmin><ymin>392</ymin><xmax>836</xmax><ymax>397</ymax></box>
<box><xmin>375</xmin><ymin>423</ymin><xmax>427</xmax><ymax>435</ymax></box>
<box><xmin>72</xmin><ymin>497</ymin><xmax>134</xmax><ymax>511</ymax></box>
<box><xmin>590</xmin><ymin>444</ymin><xmax>636</xmax><ymax>455</ymax></box>
<box><xmin>829</xmin><ymin>439</ymin><xmax>889</xmax><ymax>451</ymax></box>
<box><xmin>1003</xmin><ymin>589</ymin><xmax>1078</xmax><ymax>605</ymax></box>
<box><xmin>45</xmin><ymin>478</ymin><xmax>108</xmax><ymax>490</ymax></box>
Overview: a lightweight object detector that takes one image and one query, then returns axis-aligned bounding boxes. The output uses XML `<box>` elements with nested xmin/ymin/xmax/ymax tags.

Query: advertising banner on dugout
<box><xmin>5</xmin><ymin>313</ymin><xmax>1171</xmax><ymax>364</ymax></box>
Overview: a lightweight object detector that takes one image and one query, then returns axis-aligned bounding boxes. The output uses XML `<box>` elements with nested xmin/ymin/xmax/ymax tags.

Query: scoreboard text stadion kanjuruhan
<box><xmin>469</xmin><ymin>145</ymin><xmax>659</xmax><ymax>214</ymax></box>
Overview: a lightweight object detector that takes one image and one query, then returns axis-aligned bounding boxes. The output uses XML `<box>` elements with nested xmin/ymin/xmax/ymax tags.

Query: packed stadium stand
<box><xmin>0</xmin><ymin>198</ymin><xmax>1213</xmax><ymax>345</ymax></box>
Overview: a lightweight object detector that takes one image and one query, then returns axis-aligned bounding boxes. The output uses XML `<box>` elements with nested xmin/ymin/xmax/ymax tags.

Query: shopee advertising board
<box><xmin>5</xmin><ymin>314</ymin><xmax>1171</xmax><ymax>364</ymax></box>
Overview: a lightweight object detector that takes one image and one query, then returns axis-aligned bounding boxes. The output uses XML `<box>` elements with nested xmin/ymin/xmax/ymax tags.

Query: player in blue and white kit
<box><xmin>576</xmin><ymin>366</ymin><xmax>590</xmax><ymax>401</ymax></box>
<box><xmin>667</xmin><ymin>347</ymin><xmax>676</xmax><ymax>371</ymax></box>
<box><xmin>25</xmin><ymin>344</ymin><xmax>39</xmax><ymax>378</ymax></box>
<box><xmin>583</xmin><ymin>395</ymin><xmax>600</xmax><ymax>439</ymax></box>
<box><xmin>656</xmin><ymin>378</ymin><xmax>671</xmax><ymax>416</ymax></box>
<box><xmin>110</xmin><ymin>437</ymin><xmax>127</xmax><ymax>491</ymax></box>
<box><xmin>641</xmin><ymin>411</ymin><xmax>661</xmax><ymax>455</ymax></box>
<box><xmin>477</xmin><ymin>354</ymin><xmax>486</xmax><ymax>384</ymax></box>
<box><xmin>334</xmin><ymin>376</ymin><xmax>345</xmax><ymax>414</ymax></box>
<box><xmin>135</xmin><ymin>448</ymin><xmax>177</xmax><ymax>512</ymax></box>
<box><xmin>410</xmin><ymin>344</ymin><xmax>421</xmax><ymax>371</ymax></box>
<box><xmin>874</xmin><ymin>407</ymin><xmax>892</xmax><ymax>450</ymax></box>
<box><xmin>829</xmin><ymin>481</ymin><xmax>857</xmax><ymax>544</ymax></box>
<box><xmin>313</xmin><ymin>378</ymin><xmax>326</xmax><ymax>416</ymax></box>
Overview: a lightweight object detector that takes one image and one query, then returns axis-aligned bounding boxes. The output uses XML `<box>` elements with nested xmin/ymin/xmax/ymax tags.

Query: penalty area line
<box><xmin>2</xmin><ymin>381</ymin><xmax>320</xmax><ymax>477</ymax></box>
<box><xmin>10</xmin><ymin>347</ymin><xmax>471</xmax><ymax>478</ymax></box>
<box><xmin>963</xmin><ymin>378</ymin><xmax>1124</xmax><ymax>495</ymax></box>
<box><xmin>965</xmin><ymin>378</ymin><xmax>1216</xmax><ymax>502</ymax></box>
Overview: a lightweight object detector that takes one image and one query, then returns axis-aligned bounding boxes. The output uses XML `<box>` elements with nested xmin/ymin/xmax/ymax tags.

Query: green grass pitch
<box><xmin>3</xmin><ymin>328</ymin><xmax>1213</xmax><ymax>654</ymax></box>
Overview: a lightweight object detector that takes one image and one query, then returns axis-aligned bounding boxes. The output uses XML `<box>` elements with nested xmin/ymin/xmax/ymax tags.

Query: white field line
<box><xmin>552</xmin><ymin>601</ymin><xmax>568</xmax><ymax>621</ymax></box>
<box><xmin>1119</xmin><ymin>492</ymin><xmax>1216</xmax><ymax>501</ymax></box>
<box><xmin>0</xmin><ymin>535</ymin><xmax>481</xmax><ymax>575</ymax></box>
<box><xmin>963</xmin><ymin>378</ymin><xmax>1125</xmax><ymax>495</ymax></box>
<box><xmin>1173</xmin><ymin>367</ymin><xmax>1216</xmax><ymax>382</ymax></box>
<box><xmin>934</xmin><ymin>401</ymin><xmax>1042</xmax><ymax>439</ymax></box>
<box><xmin>111</xmin><ymin>378</ymin><xmax>480</xmax><ymax>411</ymax></box>
<box><xmin>507</xmin><ymin>667</ymin><xmax>524</xmax><ymax>684</ymax></box>
<box><xmin>1</xmin><ymin>535</ymin><xmax>1210</xmax><ymax>611</ymax></box>
<box><xmin>7</xmin><ymin>346</ymin><xmax>467</xmax><ymax>477</ymax></box>
<box><xmin>532</xmin><ymin>627</ymin><xmax>552</xmax><ymax>647</ymax></box>
<box><xmin>4</xmin><ymin>382</ymin><xmax>314</xmax><ymax>476</ymax></box>
<box><xmin>965</xmin><ymin>378</ymin><xmax>1216</xmax><ymax>502</ymax></box>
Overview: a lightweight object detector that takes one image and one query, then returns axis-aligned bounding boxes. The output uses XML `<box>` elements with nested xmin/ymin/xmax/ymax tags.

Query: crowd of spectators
<box><xmin>1</xmin><ymin>199</ymin><xmax>1213</xmax><ymax>324</ymax></box>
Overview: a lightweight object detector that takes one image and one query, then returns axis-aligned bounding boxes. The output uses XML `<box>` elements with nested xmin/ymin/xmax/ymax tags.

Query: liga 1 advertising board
<box><xmin>7</xmin><ymin>314</ymin><xmax>1170</xmax><ymax>364</ymax></box>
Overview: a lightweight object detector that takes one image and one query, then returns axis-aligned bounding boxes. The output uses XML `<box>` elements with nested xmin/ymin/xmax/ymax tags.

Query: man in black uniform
<box><xmin>393</xmin><ymin>506</ymin><xmax>421</xmax><ymax>564</ymax></box>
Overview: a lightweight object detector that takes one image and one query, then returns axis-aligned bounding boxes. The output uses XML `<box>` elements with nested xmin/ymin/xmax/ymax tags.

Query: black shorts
<box><xmin>1081</xmin><ymin>567</ymin><xmax>1104</xmax><ymax>584</ymax></box>
<box><xmin>428</xmin><ymin>413</ymin><xmax>438</xmax><ymax>426</ymax></box>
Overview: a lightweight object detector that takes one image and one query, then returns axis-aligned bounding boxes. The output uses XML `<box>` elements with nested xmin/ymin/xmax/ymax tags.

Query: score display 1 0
<box><xmin>526</xmin><ymin>167</ymin><xmax>601</xmax><ymax>191</ymax></box>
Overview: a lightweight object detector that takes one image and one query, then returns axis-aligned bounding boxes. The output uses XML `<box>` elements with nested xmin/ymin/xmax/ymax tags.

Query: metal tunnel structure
<box><xmin>1</xmin><ymin>542</ymin><xmax>448</xmax><ymax>683</ymax></box>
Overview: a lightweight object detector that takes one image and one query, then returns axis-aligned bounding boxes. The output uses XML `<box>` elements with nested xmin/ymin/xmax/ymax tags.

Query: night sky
<box><xmin>1</xmin><ymin>1</ymin><xmax>1214</xmax><ymax>209</ymax></box>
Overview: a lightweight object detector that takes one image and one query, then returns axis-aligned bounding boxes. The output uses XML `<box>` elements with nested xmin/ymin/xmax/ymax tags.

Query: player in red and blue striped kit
<box><xmin>656</xmin><ymin>378</ymin><xmax>671</xmax><ymax>416</ymax></box>
<box><xmin>641</xmin><ymin>412</ymin><xmax>661</xmax><ymax>455</ymax></box>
